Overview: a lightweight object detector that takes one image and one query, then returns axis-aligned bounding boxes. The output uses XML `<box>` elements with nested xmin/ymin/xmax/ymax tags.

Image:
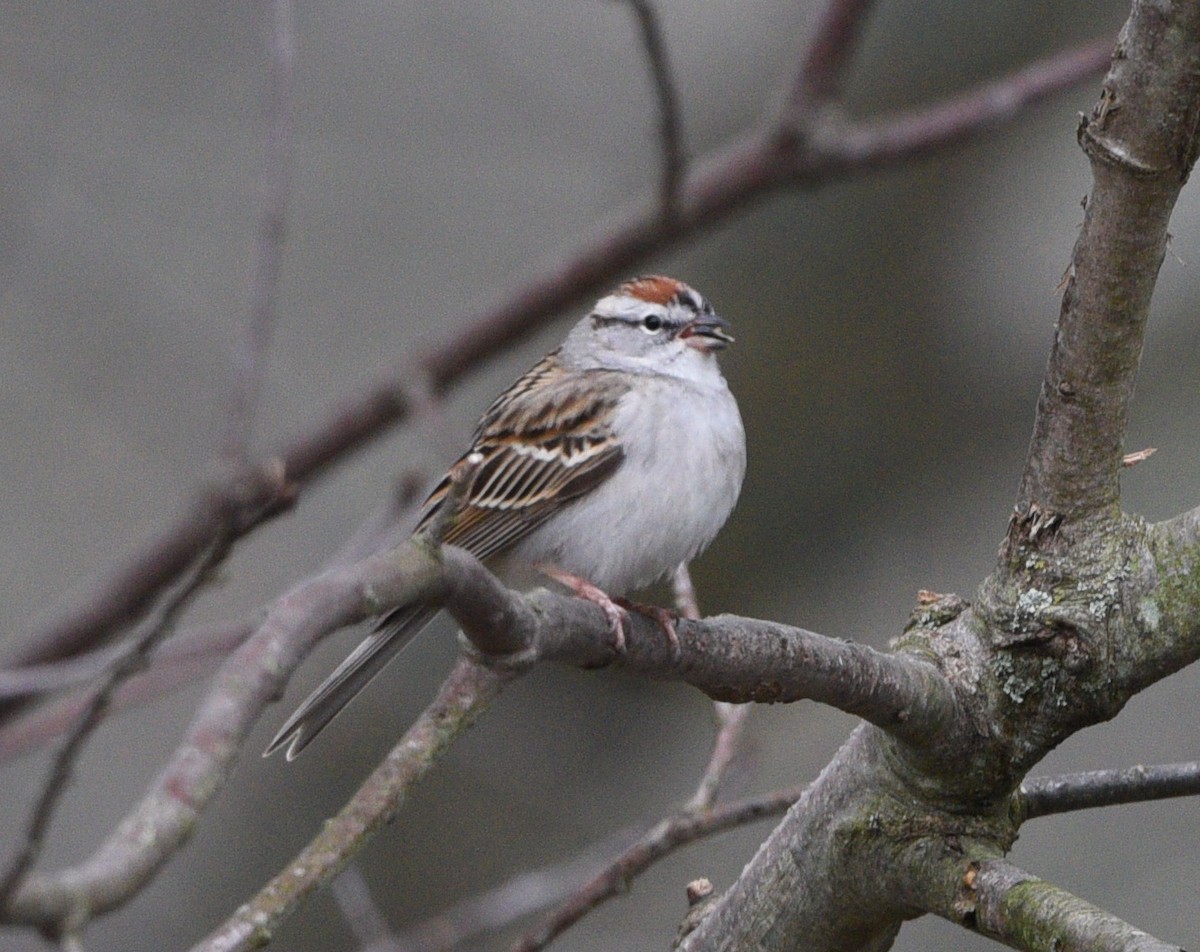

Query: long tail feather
<box><xmin>264</xmin><ymin>605</ymin><xmax>438</xmax><ymax>760</ymax></box>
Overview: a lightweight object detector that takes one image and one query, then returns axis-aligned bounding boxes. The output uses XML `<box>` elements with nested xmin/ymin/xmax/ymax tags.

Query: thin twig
<box><xmin>510</xmin><ymin>784</ymin><xmax>804</xmax><ymax>952</ymax></box>
<box><xmin>505</xmin><ymin>566</ymin><xmax>753</xmax><ymax>949</ymax></box>
<box><xmin>0</xmin><ymin>526</ymin><xmax>237</xmax><ymax>909</ymax></box>
<box><xmin>222</xmin><ymin>0</ymin><xmax>297</xmax><ymax>464</ymax></box>
<box><xmin>671</xmin><ymin>564</ymin><xmax>751</xmax><ymax>812</ymax></box>
<box><xmin>1019</xmin><ymin>762</ymin><xmax>1200</xmax><ymax>821</ymax></box>
<box><xmin>191</xmin><ymin>655</ymin><xmax>519</xmax><ymax>952</ymax></box>
<box><xmin>782</xmin><ymin>0</ymin><xmax>878</xmax><ymax>122</ymax></box>
<box><xmin>620</xmin><ymin>0</ymin><xmax>685</xmax><ymax>217</ymax></box>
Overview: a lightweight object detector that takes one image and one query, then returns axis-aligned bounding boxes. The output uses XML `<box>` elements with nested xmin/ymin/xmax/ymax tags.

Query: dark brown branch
<box><xmin>190</xmin><ymin>655</ymin><xmax>517</xmax><ymax>952</ymax></box>
<box><xmin>222</xmin><ymin>0</ymin><xmax>296</xmax><ymax>464</ymax></box>
<box><xmin>1</xmin><ymin>36</ymin><xmax>1109</xmax><ymax>694</ymax></box>
<box><xmin>1019</xmin><ymin>761</ymin><xmax>1200</xmax><ymax>821</ymax></box>
<box><xmin>619</xmin><ymin>0</ymin><xmax>684</xmax><ymax>216</ymax></box>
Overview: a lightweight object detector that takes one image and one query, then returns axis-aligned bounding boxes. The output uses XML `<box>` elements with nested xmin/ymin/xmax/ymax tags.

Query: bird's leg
<box><xmin>615</xmin><ymin>599</ymin><xmax>681</xmax><ymax>662</ymax></box>
<box><xmin>534</xmin><ymin>564</ymin><xmax>629</xmax><ymax>653</ymax></box>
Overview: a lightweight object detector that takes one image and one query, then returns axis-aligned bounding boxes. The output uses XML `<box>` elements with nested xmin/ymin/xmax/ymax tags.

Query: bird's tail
<box><xmin>264</xmin><ymin>604</ymin><xmax>438</xmax><ymax>760</ymax></box>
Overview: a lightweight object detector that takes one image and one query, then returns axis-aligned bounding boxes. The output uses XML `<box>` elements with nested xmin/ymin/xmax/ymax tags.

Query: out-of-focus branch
<box><xmin>618</xmin><ymin>0</ymin><xmax>684</xmax><ymax>217</ymax></box>
<box><xmin>0</xmin><ymin>622</ymin><xmax>253</xmax><ymax>765</ymax></box>
<box><xmin>1</xmin><ymin>34</ymin><xmax>1110</xmax><ymax>691</ymax></box>
<box><xmin>511</xmin><ymin>784</ymin><xmax>804</xmax><ymax>952</ymax></box>
<box><xmin>1019</xmin><ymin>762</ymin><xmax>1200</xmax><ymax>821</ymax></box>
<box><xmin>0</xmin><ymin>526</ymin><xmax>237</xmax><ymax>916</ymax></box>
<box><xmin>0</xmin><ymin>538</ymin><xmax>452</xmax><ymax>931</ymax></box>
<box><xmin>222</xmin><ymin>0</ymin><xmax>296</xmax><ymax>465</ymax></box>
<box><xmin>781</xmin><ymin>0</ymin><xmax>878</xmax><ymax>122</ymax></box>
<box><xmin>191</xmin><ymin>654</ymin><xmax>517</xmax><ymax>952</ymax></box>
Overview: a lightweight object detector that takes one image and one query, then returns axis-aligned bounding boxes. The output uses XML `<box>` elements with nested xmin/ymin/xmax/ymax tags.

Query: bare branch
<box><xmin>781</xmin><ymin>0</ymin><xmax>878</xmax><ymax>122</ymax></box>
<box><xmin>0</xmin><ymin>538</ymin><xmax>451</xmax><ymax>931</ymax></box>
<box><xmin>191</xmin><ymin>655</ymin><xmax>517</xmax><ymax>952</ymax></box>
<box><xmin>940</xmin><ymin>858</ymin><xmax>1180</xmax><ymax>952</ymax></box>
<box><xmin>1019</xmin><ymin>761</ymin><xmax>1200</xmax><ymax>821</ymax></box>
<box><xmin>330</xmin><ymin>864</ymin><xmax>403</xmax><ymax>952</ymax></box>
<box><xmin>222</xmin><ymin>0</ymin><xmax>296</xmax><ymax>464</ymax></box>
<box><xmin>819</xmin><ymin>37</ymin><xmax>1114</xmax><ymax>170</ymax></box>
<box><xmin>672</xmin><ymin>564</ymin><xmax>750</xmax><ymax>812</ymax></box>
<box><xmin>618</xmin><ymin>0</ymin><xmax>684</xmax><ymax>217</ymax></box>
<box><xmin>0</xmin><ymin>526</ymin><xmax>236</xmax><ymax>913</ymax></box>
<box><xmin>511</xmin><ymin>784</ymin><xmax>804</xmax><ymax>952</ymax></box>
<box><xmin>0</xmin><ymin>622</ymin><xmax>252</xmax><ymax>765</ymax></box>
<box><xmin>1011</xmin><ymin>15</ymin><xmax>1200</xmax><ymax>524</ymax></box>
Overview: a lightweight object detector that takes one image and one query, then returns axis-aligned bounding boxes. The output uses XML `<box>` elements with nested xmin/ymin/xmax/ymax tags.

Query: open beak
<box><xmin>680</xmin><ymin>314</ymin><xmax>734</xmax><ymax>352</ymax></box>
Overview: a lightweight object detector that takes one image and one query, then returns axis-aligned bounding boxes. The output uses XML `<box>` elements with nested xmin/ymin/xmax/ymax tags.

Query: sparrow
<box><xmin>267</xmin><ymin>275</ymin><xmax>745</xmax><ymax>759</ymax></box>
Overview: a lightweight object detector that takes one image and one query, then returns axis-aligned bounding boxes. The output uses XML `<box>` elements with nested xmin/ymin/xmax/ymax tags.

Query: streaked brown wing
<box><xmin>414</xmin><ymin>353</ymin><xmax>629</xmax><ymax>561</ymax></box>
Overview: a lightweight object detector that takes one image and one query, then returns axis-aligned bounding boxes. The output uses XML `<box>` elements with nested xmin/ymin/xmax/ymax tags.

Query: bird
<box><xmin>266</xmin><ymin>275</ymin><xmax>745</xmax><ymax>759</ymax></box>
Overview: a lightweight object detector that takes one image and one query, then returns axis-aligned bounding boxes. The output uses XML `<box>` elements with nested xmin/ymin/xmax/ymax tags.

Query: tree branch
<box><xmin>190</xmin><ymin>654</ymin><xmax>516</xmax><ymax>952</ymax></box>
<box><xmin>929</xmin><ymin>858</ymin><xmax>1181</xmax><ymax>952</ymax></box>
<box><xmin>0</xmin><ymin>539</ymin><xmax>452</xmax><ymax>931</ymax></box>
<box><xmin>0</xmin><ymin>526</ymin><xmax>237</xmax><ymax>921</ymax></box>
<box><xmin>1011</xmin><ymin>11</ymin><xmax>1200</xmax><ymax>525</ymax></box>
<box><xmin>781</xmin><ymin>0</ymin><xmax>878</xmax><ymax>122</ymax></box>
<box><xmin>512</xmin><ymin>785</ymin><xmax>804</xmax><ymax>952</ymax></box>
<box><xmin>221</xmin><ymin>0</ymin><xmax>296</xmax><ymax>465</ymax></box>
<box><xmin>1019</xmin><ymin>761</ymin><xmax>1200</xmax><ymax>820</ymax></box>
<box><xmin>618</xmin><ymin>0</ymin><xmax>684</xmax><ymax>218</ymax></box>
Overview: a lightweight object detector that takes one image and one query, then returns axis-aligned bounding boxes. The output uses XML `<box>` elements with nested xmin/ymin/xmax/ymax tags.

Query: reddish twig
<box><xmin>782</xmin><ymin>0</ymin><xmax>879</xmax><ymax>120</ymax></box>
<box><xmin>509</xmin><ymin>784</ymin><xmax>804</xmax><ymax>952</ymax></box>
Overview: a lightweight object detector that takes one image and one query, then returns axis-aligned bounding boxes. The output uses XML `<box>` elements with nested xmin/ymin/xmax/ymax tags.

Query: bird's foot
<box><xmin>616</xmin><ymin>599</ymin><xmax>681</xmax><ymax>662</ymax></box>
<box><xmin>535</xmin><ymin>564</ymin><xmax>629</xmax><ymax>653</ymax></box>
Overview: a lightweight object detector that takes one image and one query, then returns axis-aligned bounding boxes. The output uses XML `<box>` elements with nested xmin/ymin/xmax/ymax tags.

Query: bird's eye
<box><xmin>641</xmin><ymin>314</ymin><xmax>664</xmax><ymax>332</ymax></box>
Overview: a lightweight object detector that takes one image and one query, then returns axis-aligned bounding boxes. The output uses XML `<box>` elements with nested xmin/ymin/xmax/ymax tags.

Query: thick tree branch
<box><xmin>924</xmin><ymin>857</ymin><xmax>1180</xmax><ymax>952</ymax></box>
<box><xmin>1019</xmin><ymin>761</ymin><xmax>1200</xmax><ymax>820</ymax></box>
<box><xmin>1011</xmin><ymin>9</ymin><xmax>1200</xmax><ymax>525</ymax></box>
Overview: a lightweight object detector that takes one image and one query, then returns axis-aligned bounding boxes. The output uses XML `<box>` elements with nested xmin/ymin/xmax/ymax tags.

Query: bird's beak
<box><xmin>680</xmin><ymin>314</ymin><xmax>734</xmax><ymax>352</ymax></box>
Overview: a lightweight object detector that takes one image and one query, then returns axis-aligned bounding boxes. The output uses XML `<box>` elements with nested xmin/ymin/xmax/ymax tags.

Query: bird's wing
<box><xmin>415</xmin><ymin>354</ymin><xmax>629</xmax><ymax>559</ymax></box>
<box><xmin>266</xmin><ymin>355</ymin><xmax>629</xmax><ymax>759</ymax></box>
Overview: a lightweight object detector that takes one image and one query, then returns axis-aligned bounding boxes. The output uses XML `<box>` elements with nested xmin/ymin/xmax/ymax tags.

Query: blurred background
<box><xmin>1</xmin><ymin>1</ymin><xmax>1197</xmax><ymax>949</ymax></box>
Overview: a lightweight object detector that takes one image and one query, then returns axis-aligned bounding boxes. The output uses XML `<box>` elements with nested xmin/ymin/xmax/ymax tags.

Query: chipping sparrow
<box><xmin>267</xmin><ymin>275</ymin><xmax>745</xmax><ymax>759</ymax></box>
